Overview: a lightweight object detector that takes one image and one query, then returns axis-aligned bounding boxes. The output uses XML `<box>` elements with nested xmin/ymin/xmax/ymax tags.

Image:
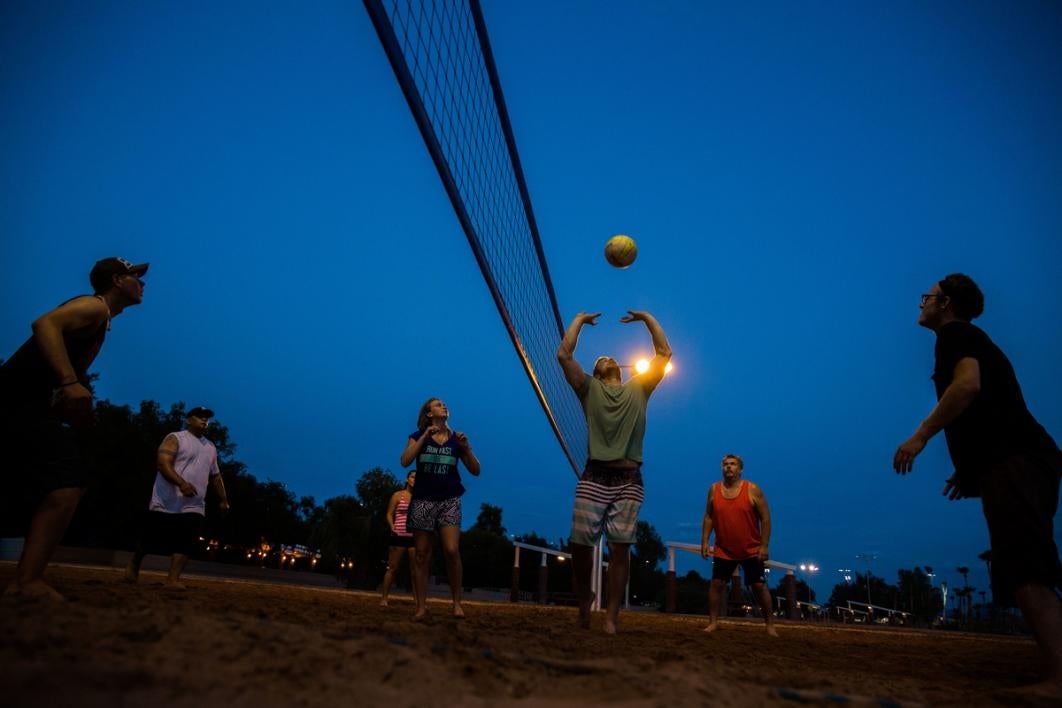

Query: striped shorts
<box><xmin>570</xmin><ymin>462</ymin><xmax>644</xmax><ymax>546</ymax></box>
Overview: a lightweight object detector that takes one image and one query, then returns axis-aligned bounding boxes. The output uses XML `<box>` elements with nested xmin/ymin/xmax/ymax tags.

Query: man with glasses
<box><xmin>1</xmin><ymin>257</ymin><xmax>148</xmax><ymax>599</ymax></box>
<box><xmin>894</xmin><ymin>273</ymin><xmax>1061</xmax><ymax>693</ymax></box>
<box><xmin>126</xmin><ymin>406</ymin><xmax>230</xmax><ymax>589</ymax></box>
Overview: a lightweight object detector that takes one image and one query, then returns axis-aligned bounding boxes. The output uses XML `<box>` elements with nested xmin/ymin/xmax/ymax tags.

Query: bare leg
<box><xmin>166</xmin><ymin>554</ymin><xmax>189</xmax><ymax>589</ymax></box>
<box><xmin>704</xmin><ymin>578</ymin><xmax>725</xmax><ymax>632</ymax></box>
<box><xmin>125</xmin><ymin>547</ymin><xmax>146</xmax><ymax>583</ymax></box>
<box><xmin>439</xmin><ymin>525</ymin><xmax>464</xmax><ymax>617</ymax></box>
<box><xmin>1014</xmin><ymin>583</ymin><xmax>1062</xmax><ymax>688</ymax></box>
<box><xmin>379</xmin><ymin>546</ymin><xmax>405</xmax><ymax>606</ymax></box>
<box><xmin>5</xmin><ymin>486</ymin><xmax>85</xmax><ymax>600</ymax></box>
<box><xmin>411</xmin><ymin>531</ymin><xmax>432</xmax><ymax>621</ymax></box>
<box><xmin>571</xmin><ymin>543</ymin><xmax>594</xmax><ymax>629</ymax></box>
<box><xmin>604</xmin><ymin>542</ymin><xmax>630</xmax><ymax>635</ymax></box>
<box><xmin>752</xmin><ymin>581</ymin><xmax>779</xmax><ymax>637</ymax></box>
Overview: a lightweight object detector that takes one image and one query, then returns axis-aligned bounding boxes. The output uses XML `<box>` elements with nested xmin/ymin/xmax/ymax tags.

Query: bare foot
<box><xmin>452</xmin><ymin>603</ymin><xmax>465</xmax><ymax>619</ymax></box>
<box><xmin>123</xmin><ymin>566</ymin><xmax>139</xmax><ymax>584</ymax></box>
<box><xmin>13</xmin><ymin>580</ymin><xmax>65</xmax><ymax>601</ymax></box>
<box><xmin>603</xmin><ymin>618</ymin><xmax>618</xmax><ymax>635</ymax></box>
<box><xmin>702</xmin><ymin>622</ymin><xmax>719</xmax><ymax>633</ymax></box>
<box><xmin>412</xmin><ymin>608</ymin><xmax>428</xmax><ymax>622</ymax></box>
<box><xmin>164</xmin><ymin>581</ymin><xmax>187</xmax><ymax>591</ymax></box>
<box><xmin>766</xmin><ymin>624</ymin><xmax>779</xmax><ymax>638</ymax></box>
<box><xmin>379</xmin><ymin>599</ymin><xmax>389</xmax><ymax>607</ymax></box>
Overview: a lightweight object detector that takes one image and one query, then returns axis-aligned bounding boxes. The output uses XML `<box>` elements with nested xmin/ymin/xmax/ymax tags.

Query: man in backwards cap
<box><xmin>557</xmin><ymin>309</ymin><xmax>672</xmax><ymax>634</ymax></box>
<box><xmin>1</xmin><ymin>257</ymin><xmax>148</xmax><ymax>599</ymax></box>
<box><xmin>126</xmin><ymin>406</ymin><xmax>230</xmax><ymax>589</ymax></box>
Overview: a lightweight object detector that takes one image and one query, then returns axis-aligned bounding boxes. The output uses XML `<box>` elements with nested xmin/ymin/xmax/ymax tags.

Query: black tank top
<box><xmin>0</xmin><ymin>295</ymin><xmax>108</xmax><ymax>407</ymax></box>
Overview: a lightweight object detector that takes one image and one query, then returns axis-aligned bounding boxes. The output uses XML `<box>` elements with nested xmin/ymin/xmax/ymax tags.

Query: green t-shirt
<box><xmin>578</xmin><ymin>375</ymin><xmax>652</xmax><ymax>463</ymax></box>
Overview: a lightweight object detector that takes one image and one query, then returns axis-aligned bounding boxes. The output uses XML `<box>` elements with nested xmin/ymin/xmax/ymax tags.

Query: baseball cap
<box><xmin>187</xmin><ymin>406</ymin><xmax>215</xmax><ymax>419</ymax></box>
<box><xmin>89</xmin><ymin>257</ymin><xmax>149</xmax><ymax>294</ymax></box>
<box><xmin>594</xmin><ymin>356</ymin><xmax>614</xmax><ymax>370</ymax></box>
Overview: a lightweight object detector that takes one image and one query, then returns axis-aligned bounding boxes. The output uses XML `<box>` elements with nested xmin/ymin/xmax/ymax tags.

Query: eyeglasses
<box><xmin>920</xmin><ymin>293</ymin><xmax>946</xmax><ymax>306</ymax></box>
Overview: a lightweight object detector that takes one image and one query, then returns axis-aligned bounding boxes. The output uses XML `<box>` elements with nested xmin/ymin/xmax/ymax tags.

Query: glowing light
<box><xmin>633</xmin><ymin>359</ymin><xmax>674</xmax><ymax>375</ymax></box>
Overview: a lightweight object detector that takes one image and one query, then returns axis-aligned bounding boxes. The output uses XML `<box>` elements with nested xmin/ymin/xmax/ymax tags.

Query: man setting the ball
<box><xmin>557</xmin><ymin>309</ymin><xmax>671</xmax><ymax>634</ymax></box>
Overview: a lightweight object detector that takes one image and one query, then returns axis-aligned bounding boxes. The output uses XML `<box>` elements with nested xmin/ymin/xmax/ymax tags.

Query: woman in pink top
<box><xmin>379</xmin><ymin>470</ymin><xmax>416</xmax><ymax>606</ymax></box>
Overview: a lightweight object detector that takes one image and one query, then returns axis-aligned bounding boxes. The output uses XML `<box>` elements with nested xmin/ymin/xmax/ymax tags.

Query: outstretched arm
<box><xmin>620</xmin><ymin>310</ymin><xmax>672</xmax><ymax>389</ymax></box>
<box><xmin>893</xmin><ymin>357</ymin><xmax>980</xmax><ymax>475</ymax></box>
<box><xmin>750</xmin><ymin>483</ymin><xmax>771</xmax><ymax>561</ymax></box>
<box><xmin>557</xmin><ymin>312</ymin><xmax>599</xmax><ymax>391</ymax></box>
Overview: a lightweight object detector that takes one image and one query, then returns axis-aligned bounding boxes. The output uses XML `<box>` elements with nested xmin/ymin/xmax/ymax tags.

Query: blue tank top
<box><xmin>409</xmin><ymin>429</ymin><xmax>466</xmax><ymax>501</ymax></box>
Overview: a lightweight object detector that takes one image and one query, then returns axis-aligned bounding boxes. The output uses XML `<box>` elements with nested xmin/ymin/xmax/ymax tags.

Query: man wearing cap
<box><xmin>1</xmin><ymin>257</ymin><xmax>148</xmax><ymax>599</ymax></box>
<box><xmin>557</xmin><ymin>309</ymin><xmax>671</xmax><ymax>634</ymax></box>
<box><xmin>125</xmin><ymin>406</ymin><xmax>230</xmax><ymax>588</ymax></box>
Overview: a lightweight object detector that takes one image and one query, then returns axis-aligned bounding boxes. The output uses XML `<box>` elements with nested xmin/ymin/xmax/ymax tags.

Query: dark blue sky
<box><xmin>3</xmin><ymin>1</ymin><xmax>1060</xmax><ymax>602</ymax></box>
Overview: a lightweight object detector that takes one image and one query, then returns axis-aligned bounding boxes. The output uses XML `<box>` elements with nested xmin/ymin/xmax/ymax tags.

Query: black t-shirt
<box><xmin>934</xmin><ymin>321</ymin><xmax>1058</xmax><ymax>495</ymax></box>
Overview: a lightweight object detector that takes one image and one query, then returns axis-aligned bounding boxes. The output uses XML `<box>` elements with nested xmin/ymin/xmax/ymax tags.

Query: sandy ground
<box><xmin>0</xmin><ymin>564</ymin><xmax>1057</xmax><ymax>707</ymax></box>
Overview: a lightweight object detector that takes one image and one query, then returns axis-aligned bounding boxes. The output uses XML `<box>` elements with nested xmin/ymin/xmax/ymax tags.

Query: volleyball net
<box><xmin>364</xmin><ymin>0</ymin><xmax>585</xmax><ymax>475</ymax></box>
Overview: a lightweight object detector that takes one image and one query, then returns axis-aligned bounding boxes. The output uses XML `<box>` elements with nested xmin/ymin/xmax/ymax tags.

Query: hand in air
<box><xmin>577</xmin><ymin>312</ymin><xmax>601</xmax><ymax>326</ymax></box>
<box><xmin>619</xmin><ymin>310</ymin><xmax>648</xmax><ymax>324</ymax></box>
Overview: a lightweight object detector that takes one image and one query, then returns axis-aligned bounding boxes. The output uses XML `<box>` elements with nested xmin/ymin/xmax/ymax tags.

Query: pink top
<box><xmin>393</xmin><ymin>497</ymin><xmax>412</xmax><ymax>537</ymax></box>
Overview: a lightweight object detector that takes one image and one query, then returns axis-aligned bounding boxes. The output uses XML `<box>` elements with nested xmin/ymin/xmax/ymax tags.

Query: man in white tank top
<box><xmin>125</xmin><ymin>406</ymin><xmax>230</xmax><ymax>588</ymax></box>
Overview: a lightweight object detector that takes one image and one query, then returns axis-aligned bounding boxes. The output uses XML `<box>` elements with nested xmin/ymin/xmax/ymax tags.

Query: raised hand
<box><xmin>576</xmin><ymin>312</ymin><xmax>601</xmax><ymax>326</ymax></box>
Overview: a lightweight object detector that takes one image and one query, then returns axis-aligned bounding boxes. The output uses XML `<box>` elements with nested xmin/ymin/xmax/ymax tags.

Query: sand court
<box><xmin>0</xmin><ymin>564</ymin><xmax>1052</xmax><ymax>707</ymax></box>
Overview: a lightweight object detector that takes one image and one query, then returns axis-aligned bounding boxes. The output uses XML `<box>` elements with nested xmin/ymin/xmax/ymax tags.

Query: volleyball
<box><xmin>604</xmin><ymin>234</ymin><xmax>637</xmax><ymax>268</ymax></box>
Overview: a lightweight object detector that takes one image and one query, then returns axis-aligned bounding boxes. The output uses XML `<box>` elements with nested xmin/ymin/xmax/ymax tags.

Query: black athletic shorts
<box><xmin>139</xmin><ymin>511</ymin><xmax>205</xmax><ymax>557</ymax></box>
<box><xmin>389</xmin><ymin>534</ymin><xmax>415</xmax><ymax>549</ymax></box>
<box><xmin>2</xmin><ymin>405</ymin><xmax>95</xmax><ymax>493</ymax></box>
<box><xmin>978</xmin><ymin>450</ymin><xmax>1062</xmax><ymax>606</ymax></box>
<box><xmin>712</xmin><ymin>557</ymin><xmax>767</xmax><ymax>586</ymax></box>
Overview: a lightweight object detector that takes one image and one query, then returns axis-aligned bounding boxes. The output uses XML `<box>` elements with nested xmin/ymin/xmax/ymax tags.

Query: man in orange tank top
<box><xmin>700</xmin><ymin>453</ymin><xmax>777</xmax><ymax>636</ymax></box>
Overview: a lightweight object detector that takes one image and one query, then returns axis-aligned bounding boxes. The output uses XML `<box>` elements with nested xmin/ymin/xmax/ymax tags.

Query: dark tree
<box><xmin>472</xmin><ymin>503</ymin><xmax>506</xmax><ymax>536</ymax></box>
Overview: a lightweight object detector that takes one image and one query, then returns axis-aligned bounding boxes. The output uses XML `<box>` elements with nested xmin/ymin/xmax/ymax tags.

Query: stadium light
<box><xmin>799</xmin><ymin>563</ymin><xmax>819</xmax><ymax>605</ymax></box>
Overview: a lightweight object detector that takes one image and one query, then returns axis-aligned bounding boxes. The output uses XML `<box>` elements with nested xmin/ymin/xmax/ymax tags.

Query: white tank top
<box><xmin>149</xmin><ymin>430</ymin><xmax>219</xmax><ymax>515</ymax></box>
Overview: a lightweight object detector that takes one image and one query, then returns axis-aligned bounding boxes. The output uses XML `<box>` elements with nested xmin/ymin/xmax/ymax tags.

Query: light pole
<box><xmin>799</xmin><ymin>563</ymin><xmax>819</xmax><ymax>605</ymax></box>
<box><xmin>855</xmin><ymin>552</ymin><xmax>879</xmax><ymax>608</ymax></box>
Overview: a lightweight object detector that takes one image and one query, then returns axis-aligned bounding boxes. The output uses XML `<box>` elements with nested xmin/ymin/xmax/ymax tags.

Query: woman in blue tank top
<box><xmin>399</xmin><ymin>397</ymin><xmax>481</xmax><ymax>620</ymax></box>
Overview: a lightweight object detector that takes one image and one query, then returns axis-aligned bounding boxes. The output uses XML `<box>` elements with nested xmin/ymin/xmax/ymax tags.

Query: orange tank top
<box><xmin>711</xmin><ymin>480</ymin><xmax>762</xmax><ymax>561</ymax></box>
